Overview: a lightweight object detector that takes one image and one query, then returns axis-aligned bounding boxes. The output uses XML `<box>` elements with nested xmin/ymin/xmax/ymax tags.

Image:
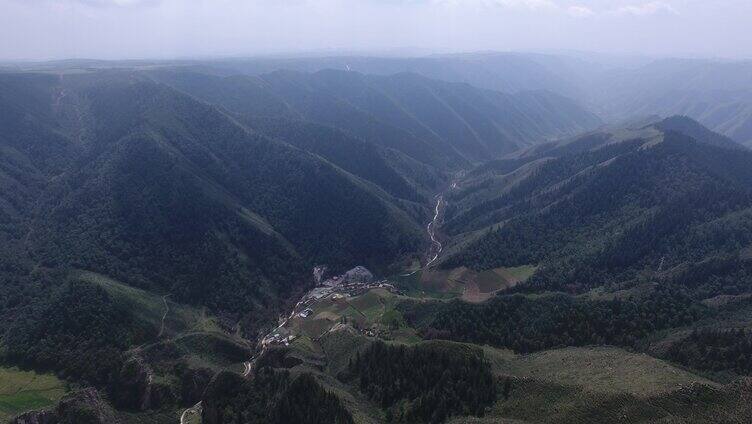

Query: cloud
<box><xmin>567</xmin><ymin>5</ymin><xmax>594</xmax><ymax>18</ymax></box>
<box><xmin>28</xmin><ymin>0</ymin><xmax>159</xmax><ymax>7</ymax></box>
<box><xmin>452</xmin><ymin>0</ymin><xmax>681</xmax><ymax>18</ymax></box>
<box><xmin>429</xmin><ymin>0</ymin><xmax>558</xmax><ymax>11</ymax></box>
<box><xmin>489</xmin><ymin>0</ymin><xmax>558</xmax><ymax>10</ymax></box>
<box><xmin>4</xmin><ymin>0</ymin><xmax>750</xmax><ymax>61</ymax></box>
<box><xmin>614</xmin><ymin>1</ymin><xmax>678</xmax><ymax>16</ymax></box>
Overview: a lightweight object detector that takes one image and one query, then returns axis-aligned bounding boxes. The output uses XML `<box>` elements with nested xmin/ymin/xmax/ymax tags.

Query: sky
<box><xmin>1</xmin><ymin>0</ymin><xmax>751</xmax><ymax>61</ymax></box>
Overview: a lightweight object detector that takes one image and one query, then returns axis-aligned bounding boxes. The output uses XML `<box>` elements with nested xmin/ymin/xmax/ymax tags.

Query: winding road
<box><xmin>241</xmin><ymin>294</ymin><xmax>309</xmax><ymax>377</ymax></box>
<box><xmin>180</xmin><ymin>401</ymin><xmax>202</xmax><ymax>424</ymax></box>
<box><xmin>178</xmin><ymin>175</ymin><xmax>460</xmax><ymax>422</ymax></box>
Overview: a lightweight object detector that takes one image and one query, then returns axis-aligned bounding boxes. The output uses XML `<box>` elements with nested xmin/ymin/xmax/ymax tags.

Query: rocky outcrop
<box><xmin>12</xmin><ymin>388</ymin><xmax>120</xmax><ymax>424</ymax></box>
<box><xmin>180</xmin><ymin>367</ymin><xmax>214</xmax><ymax>405</ymax></box>
<box><xmin>11</xmin><ymin>410</ymin><xmax>56</xmax><ymax>424</ymax></box>
<box><xmin>110</xmin><ymin>353</ymin><xmax>175</xmax><ymax>410</ymax></box>
<box><xmin>111</xmin><ymin>355</ymin><xmax>153</xmax><ymax>410</ymax></box>
<box><xmin>342</xmin><ymin>266</ymin><xmax>373</xmax><ymax>284</ymax></box>
<box><xmin>313</xmin><ymin>265</ymin><xmax>329</xmax><ymax>284</ymax></box>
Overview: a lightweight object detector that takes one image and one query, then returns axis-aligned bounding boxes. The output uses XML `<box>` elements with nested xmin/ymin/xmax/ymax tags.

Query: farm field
<box><xmin>0</xmin><ymin>367</ymin><xmax>68</xmax><ymax>421</ymax></box>
<box><xmin>410</xmin><ymin>265</ymin><xmax>536</xmax><ymax>303</ymax></box>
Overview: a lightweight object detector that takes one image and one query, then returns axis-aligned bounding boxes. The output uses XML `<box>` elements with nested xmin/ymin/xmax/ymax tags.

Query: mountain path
<box><xmin>157</xmin><ymin>294</ymin><xmax>170</xmax><ymax>338</ymax></box>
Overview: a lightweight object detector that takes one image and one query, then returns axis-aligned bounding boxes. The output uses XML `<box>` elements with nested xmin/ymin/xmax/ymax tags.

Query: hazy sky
<box><xmin>1</xmin><ymin>0</ymin><xmax>751</xmax><ymax>61</ymax></box>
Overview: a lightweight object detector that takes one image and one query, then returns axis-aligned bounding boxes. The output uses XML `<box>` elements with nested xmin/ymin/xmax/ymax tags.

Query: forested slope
<box><xmin>0</xmin><ymin>71</ymin><xmax>424</xmax><ymax>335</ymax></box>
<box><xmin>148</xmin><ymin>69</ymin><xmax>601</xmax><ymax>165</ymax></box>
<box><xmin>444</xmin><ymin>118</ymin><xmax>752</xmax><ymax>294</ymax></box>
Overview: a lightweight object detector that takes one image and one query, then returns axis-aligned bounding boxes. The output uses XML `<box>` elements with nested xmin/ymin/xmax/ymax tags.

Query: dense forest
<box><xmin>202</xmin><ymin>369</ymin><xmax>353</xmax><ymax>424</ymax></box>
<box><xmin>666</xmin><ymin>328</ymin><xmax>752</xmax><ymax>376</ymax></box>
<box><xmin>0</xmin><ymin>71</ymin><xmax>424</xmax><ymax>333</ymax></box>
<box><xmin>241</xmin><ymin>116</ymin><xmax>437</xmax><ymax>205</ymax></box>
<box><xmin>400</xmin><ymin>287</ymin><xmax>708</xmax><ymax>353</ymax></box>
<box><xmin>3</xmin><ymin>60</ymin><xmax>752</xmax><ymax>424</ymax></box>
<box><xmin>443</xmin><ymin>130</ymin><xmax>752</xmax><ymax>298</ymax></box>
<box><xmin>1</xmin><ymin>279</ymin><xmax>147</xmax><ymax>387</ymax></box>
<box><xmin>345</xmin><ymin>341</ymin><xmax>497</xmax><ymax>423</ymax></box>
<box><xmin>148</xmin><ymin>69</ymin><xmax>601</xmax><ymax>166</ymax></box>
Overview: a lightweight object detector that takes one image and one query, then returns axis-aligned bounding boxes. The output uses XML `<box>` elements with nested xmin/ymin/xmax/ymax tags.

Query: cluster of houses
<box><xmin>261</xmin><ymin>325</ymin><xmax>296</xmax><ymax>348</ymax></box>
<box><xmin>259</xmin><ymin>266</ymin><xmax>403</xmax><ymax>349</ymax></box>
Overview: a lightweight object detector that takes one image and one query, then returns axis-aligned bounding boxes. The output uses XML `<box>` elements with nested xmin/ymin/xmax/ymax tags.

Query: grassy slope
<box><xmin>74</xmin><ymin>270</ymin><xmax>222</xmax><ymax>337</ymax></box>
<box><xmin>441</xmin><ymin>343</ymin><xmax>735</xmax><ymax>424</ymax></box>
<box><xmin>486</xmin><ymin>346</ymin><xmax>715</xmax><ymax>395</ymax></box>
<box><xmin>402</xmin><ymin>265</ymin><xmax>537</xmax><ymax>302</ymax></box>
<box><xmin>0</xmin><ymin>367</ymin><xmax>68</xmax><ymax>421</ymax></box>
<box><xmin>76</xmin><ymin>270</ymin><xmax>253</xmax><ymax>373</ymax></box>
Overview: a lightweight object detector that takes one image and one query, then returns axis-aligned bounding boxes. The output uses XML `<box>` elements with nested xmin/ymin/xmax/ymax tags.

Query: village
<box><xmin>259</xmin><ymin>265</ymin><xmax>403</xmax><ymax>348</ymax></box>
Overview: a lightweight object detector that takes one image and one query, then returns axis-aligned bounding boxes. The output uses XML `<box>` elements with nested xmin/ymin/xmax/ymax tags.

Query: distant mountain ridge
<box><xmin>162</xmin><ymin>53</ymin><xmax>752</xmax><ymax>147</ymax></box>
<box><xmin>147</xmin><ymin>68</ymin><xmax>602</xmax><ymax>165</ymax></box>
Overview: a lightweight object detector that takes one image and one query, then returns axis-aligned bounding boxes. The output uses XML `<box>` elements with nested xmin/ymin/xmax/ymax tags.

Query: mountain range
<box><xmin>164</xmin><ymin>53</ymin><xmax>752</xmax><ymax>148</ymax></box>
<box><xmin>2</xmin><ymin>57</ymin><xmax>752</xmax><ymax>424</ymax></box>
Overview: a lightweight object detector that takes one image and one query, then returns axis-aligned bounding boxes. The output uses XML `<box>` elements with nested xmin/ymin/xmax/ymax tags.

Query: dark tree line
<box><xmin>202</xmin><ymin>369</ymin><xmax>353</xmax><ymax>424</ymax></box>
<box><xmin>443</xmin><ymin>134</ymin><xmax>752</xmax><ymax>300</ymax></box>
<box><xmin>244</xmin><ymin>116</ymin><xmax>431</xmax><ymax>204</ymax></box>
<box><xmin>666</xmin><ymin>328</ymin><xmax>752</xmax><ymax>376</ymax></box>
<box><xmin>1</xmin><ymin>279</ymin><xmax>149</xmax><ymax>387</ymax></box>
<box><xmin>346</xmin><ymin>341</ymin><xmax>497</xmax><ymax>423</ymax></box>
<box><xmin>400</xmin><ymin>288</ymin><xmax>709</xmax><ymax>354</ymax></box>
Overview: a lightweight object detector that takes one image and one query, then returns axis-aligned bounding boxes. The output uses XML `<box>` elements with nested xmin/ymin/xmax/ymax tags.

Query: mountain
<box><xmin>655</xmin><ymin>115</ymin><xmax>746</xmax><ymax>151</ymax></box>
<box><xmin>0</xmin><ymin>70</ymin><xmax>427</xmax><ymax>340</ymax></box>
<box><xmin>11</xmin><ymin>53</ymin><xmax>752</xmax><ymax>145</ymax></box>
<box><xmin>5</xmin><ymin>61</ymin><xmax>752</xmax><ymax>424</ymax></box>
<box><xmin>441</xmin><ymin>117</ymin><xmax>752</xmax><ymax>297</ymax></box>
<box><xmin>371</xmin><ymin>119</ymin><xmax>752</xmax><ymax>423</ymax></box>
<box><xmin>0</xmin><ymin>64</ymin><xmax>608</xmax><ymax>424</ymax></box>
<box><xmin>147</xmin><ymin>69</ymin><xmax>602</xmax><ymax>165</ymax></box>
<box><xmin>0</xmin><ymin>69</ymin><xmax>455</xmax><ymax>422</ymax></box>
<box><xmin>183</xmin><ymin>53</ymin><xmax>752</xmax><ymax>147</ymax></box>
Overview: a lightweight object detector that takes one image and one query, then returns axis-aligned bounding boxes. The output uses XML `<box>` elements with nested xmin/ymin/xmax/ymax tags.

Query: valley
<box><xmin>2</xmin><ymin>57</ymin><xmax>752</xmax><ymax>424</ymax></box>
<box><xmin>424</xmin><ymin>195</ymin><xmax>445</xmax><ymax>269</ymax></box>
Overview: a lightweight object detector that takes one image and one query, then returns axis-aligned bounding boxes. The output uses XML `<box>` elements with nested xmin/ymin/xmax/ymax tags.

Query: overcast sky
<box><xmin>1</xmin><ymin>0</ymin><xmax>750</xmax><ymax>61</ymax></box>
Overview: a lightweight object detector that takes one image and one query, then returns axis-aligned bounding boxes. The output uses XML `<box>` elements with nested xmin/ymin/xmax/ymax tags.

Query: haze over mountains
<box><xmin>2</xmin><ymin>52</ymin><xmax>752</xmax><ymax>424</ymax></box>
<box><xmin>157</xmin><ymin>52</ymin><xmax>750</xmax><ymax>147</ymax></box>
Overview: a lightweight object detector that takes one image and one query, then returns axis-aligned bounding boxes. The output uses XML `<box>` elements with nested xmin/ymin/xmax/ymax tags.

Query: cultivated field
<box><xmin>0</xmin><ymin>367</ymin><xmax>68</xmax><ymax>421</ymax></box>
<box><xmin>411</xmin><ymin>265</ymin><xmax>536</xmax><ymax>303</ymax></box>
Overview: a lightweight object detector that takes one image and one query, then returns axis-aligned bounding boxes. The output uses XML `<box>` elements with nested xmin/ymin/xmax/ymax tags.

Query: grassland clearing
<box><xmin>485</xmin><ymin>345</ymin><xmax>715</xmax><ymax>395</ymax></box>
<box><xmin>0</xmin><ymin>367</ymin><xmax>68</xmax><ymax>421</ymax></box>
<box><xmin>462</xmin><ymin>265</ymin><xmax>536</xmax><ymax>303</ymax></box>
<box><xmin>74</xmin><ymin>270</ymin><xmax>222</xmax><ymax>336</ymax></box>
<box><xmin>443</xmin><ymin>343</ymin><xmax>741</xmax><ymax>423</ymax></box>
<box><xmin>401</xmin><ymin>265</ymin><xmax>536</xmax><ymax>303</ymax></box>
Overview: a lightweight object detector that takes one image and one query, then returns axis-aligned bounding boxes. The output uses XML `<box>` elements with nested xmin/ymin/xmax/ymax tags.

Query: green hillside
<box><xmin>4</xmin><ymin>60</ymin><xmax>752</xmax><ymax>424</ymax></box>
